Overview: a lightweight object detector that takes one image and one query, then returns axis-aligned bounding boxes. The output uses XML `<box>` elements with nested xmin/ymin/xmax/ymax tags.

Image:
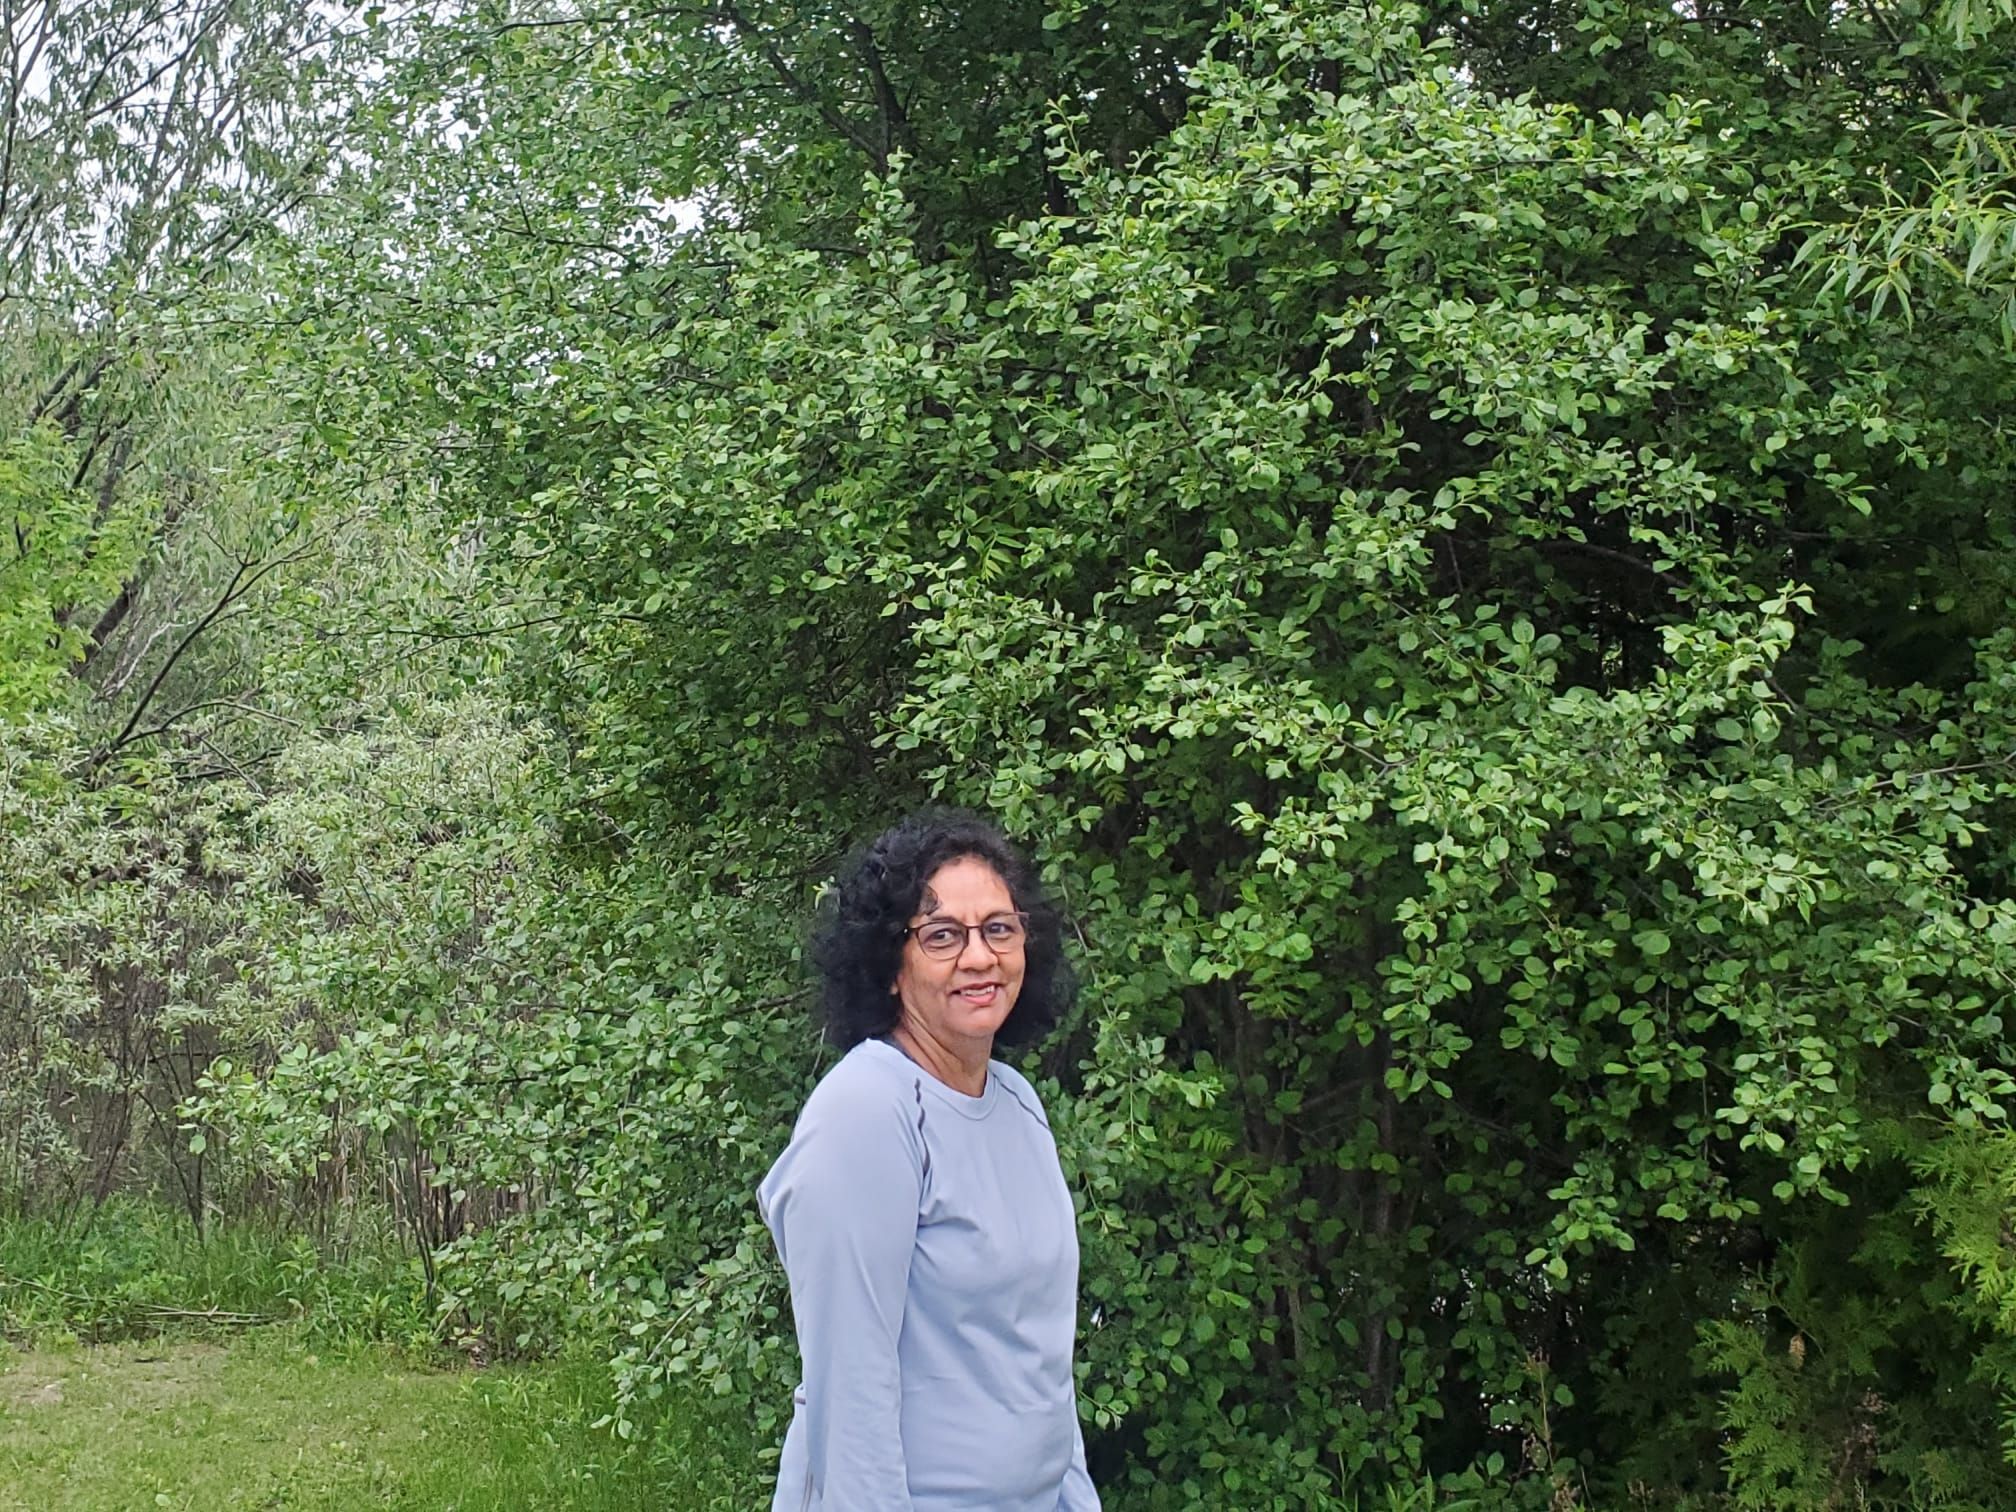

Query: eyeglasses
<box><xmin>903</xmin><ymin>912</ymin><xmax>1029</xmax><ymax>960</ymax></box>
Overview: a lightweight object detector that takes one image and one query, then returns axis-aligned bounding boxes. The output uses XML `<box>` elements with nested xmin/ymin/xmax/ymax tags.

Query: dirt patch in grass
<box><xmin>0</xmin><ymin>1340</ymin><xmax>226</xmax><ymax>1415</ymax></box>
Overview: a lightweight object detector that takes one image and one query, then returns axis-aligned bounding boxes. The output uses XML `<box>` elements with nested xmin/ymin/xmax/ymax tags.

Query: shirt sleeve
<box><xmin>1058</xmin><ymin>1399</ymin><xmax>1100</xmax><ymax>1510</ymax></box>
<box><xmin>760</xmin><ymin>1069</ymin><xmax>922</xmax><ymax>1510</ymax></box>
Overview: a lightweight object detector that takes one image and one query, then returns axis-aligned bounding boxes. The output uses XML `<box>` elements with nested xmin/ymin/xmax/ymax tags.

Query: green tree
<box><xmin>188</xmin><ymin>0</ymin><xmax>2016</xmax><ymax>1504</ymax></box>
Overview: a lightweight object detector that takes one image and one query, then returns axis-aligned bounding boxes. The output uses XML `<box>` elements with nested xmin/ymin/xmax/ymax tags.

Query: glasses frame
<box><xmin>901</xmin><ymin>910</ymin><xmax>1031</xmax><ymax>960</ymax></box>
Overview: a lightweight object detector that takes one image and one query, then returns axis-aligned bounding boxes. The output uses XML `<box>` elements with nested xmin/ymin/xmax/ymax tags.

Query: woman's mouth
<box><xmin>953</xmin><ymin>983</ymin><xmax>1001</xmax><ymax>1007</ymax></box>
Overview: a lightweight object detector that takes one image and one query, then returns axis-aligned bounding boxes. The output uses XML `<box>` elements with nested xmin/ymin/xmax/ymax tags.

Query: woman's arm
<box><xmin>762</xmin><ymin>1072</ymin><xmax>922</xmax><ymax>1509</ymax></box>
<box><xmin>1058</xmin><ymin>1401</ymin><xmax>1101</xmax><ymax>1511</ymax></box>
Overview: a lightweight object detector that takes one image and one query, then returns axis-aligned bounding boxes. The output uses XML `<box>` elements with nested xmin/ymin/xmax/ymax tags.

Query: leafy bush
<box><xmin>30</xmin><ymin>0</ymin><xmax>2016</xmax><ymax>1504</ymax></box>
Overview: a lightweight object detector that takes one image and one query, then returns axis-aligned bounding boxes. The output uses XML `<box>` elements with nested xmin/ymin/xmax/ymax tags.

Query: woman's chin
<box><xmin>947</xmin><ymin>1000</ymin><xmax>1015</xmax><ymax>1042</ymax></box>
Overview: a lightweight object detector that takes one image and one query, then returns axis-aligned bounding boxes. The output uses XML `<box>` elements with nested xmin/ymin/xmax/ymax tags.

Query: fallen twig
<box><xmin>0</xmin><ymin>1269</ymin><xmax>280</xmax><ymax>1330</ymax></box>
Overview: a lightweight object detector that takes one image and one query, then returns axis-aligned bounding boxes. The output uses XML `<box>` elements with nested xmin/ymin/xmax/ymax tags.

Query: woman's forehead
<box><xmin>915</xmin><ymin>857</ymin><xmax>1013</xmax><ymax>917</ymax></box>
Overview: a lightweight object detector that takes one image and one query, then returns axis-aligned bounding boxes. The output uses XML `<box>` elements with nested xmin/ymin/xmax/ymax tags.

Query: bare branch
<box><xmin>88</xmin><ymin>536</ymin><xmax>315</xmax><ymax>771</ymax></box>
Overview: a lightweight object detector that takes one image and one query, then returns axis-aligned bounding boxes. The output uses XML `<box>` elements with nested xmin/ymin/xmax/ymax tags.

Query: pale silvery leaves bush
<box><xmin>0</xmin><ymin>690</ymin><xmax>561</xmax><ymax>1210</ymax></box>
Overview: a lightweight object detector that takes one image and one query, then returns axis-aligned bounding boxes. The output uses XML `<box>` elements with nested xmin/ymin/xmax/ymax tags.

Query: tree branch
<box><xmin>88</xmin><ymin>538</ymin><xmax>313</xmax><ymax>773</ymax></box>
<box><xmin>720</xmin><ymin>2</ymin><xmax>888</xmax><ymax>174</ymax></box>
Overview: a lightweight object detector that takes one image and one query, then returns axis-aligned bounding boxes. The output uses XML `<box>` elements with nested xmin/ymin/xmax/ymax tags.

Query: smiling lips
<box><xmin>954</xmin><ymin>983</ymin><xmax>1002</xmax><ymax>1007</ymax></box>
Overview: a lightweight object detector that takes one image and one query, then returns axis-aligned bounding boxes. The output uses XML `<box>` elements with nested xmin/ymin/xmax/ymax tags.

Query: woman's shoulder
<box><xmin>765</xmin><ymin>1041</ymin><xmax>925</xmax><ymax>1198</ymax></box>
<box><xmin>798</xmin><ymin>1039</ymin><xmax>918</xmax><ymax>1122</ymax></box>
<box><xmin>759</xmin><ymin>1045</ymin><xmax>927</xmax><ymax>1226</ymax></box>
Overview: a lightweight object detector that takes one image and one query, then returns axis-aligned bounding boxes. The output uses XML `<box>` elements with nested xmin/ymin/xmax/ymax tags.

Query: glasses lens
<box><xmin>916</xmin><ymin>923</ymin><xmax>966</xmax><ymax>957</ymax></box>
<box><xmin>981</xmin><ymin>915</ymin><xmax>1026</xmax><ymax>948</ymax></box>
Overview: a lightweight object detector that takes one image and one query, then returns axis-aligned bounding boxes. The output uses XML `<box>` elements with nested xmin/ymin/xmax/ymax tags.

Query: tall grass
<box><xmin>0</xmin><ymin>1199</ymin><xmax>435</xmax><ymax>1348</ymax></box>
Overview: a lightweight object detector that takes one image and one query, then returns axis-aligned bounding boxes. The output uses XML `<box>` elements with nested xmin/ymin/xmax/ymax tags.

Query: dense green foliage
<box><xmin>7</xmin><ymin>0</ymin><xmax>2016</xmax><ymax>1504</ymax></box>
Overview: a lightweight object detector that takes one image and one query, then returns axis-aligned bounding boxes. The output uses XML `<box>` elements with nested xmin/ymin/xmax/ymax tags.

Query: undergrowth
<box><xmin>0</xmin><ymin>1200</ymin><xmax>435</xmax><ymax>1350</ymax></box>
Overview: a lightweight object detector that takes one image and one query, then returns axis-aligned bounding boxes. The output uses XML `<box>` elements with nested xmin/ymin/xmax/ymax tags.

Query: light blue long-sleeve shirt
<box><xmin>758</xmin><ymin>1037</ymin><xmax>1101</xmax><ymax>1512</ymax></box>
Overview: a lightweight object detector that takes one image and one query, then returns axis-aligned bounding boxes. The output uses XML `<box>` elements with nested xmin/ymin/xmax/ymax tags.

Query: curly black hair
<box><xmin>811</xmin><ymin>808</ymin><xmax>1074</xmax><ymax>1052</ymax></box>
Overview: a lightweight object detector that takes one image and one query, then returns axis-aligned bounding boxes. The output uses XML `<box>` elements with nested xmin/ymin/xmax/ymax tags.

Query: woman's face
<box><xmin>894</xmin><ymin>855</ymin><xmax>1027</xmax><ymax>1052</ymax></box>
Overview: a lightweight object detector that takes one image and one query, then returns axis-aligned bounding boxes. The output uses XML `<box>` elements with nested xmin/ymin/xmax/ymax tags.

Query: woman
<box><xmin>758</xmin><ymin>809</ymin><xmax>1101</xmax><ymax>1511</ymax></box>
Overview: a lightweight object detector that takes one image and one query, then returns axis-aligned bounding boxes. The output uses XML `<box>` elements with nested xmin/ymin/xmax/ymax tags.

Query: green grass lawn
<box><xmin>0</xmin><ymin>1333</ymin><xmax>750</xmax><ymax>1510</ymax></box>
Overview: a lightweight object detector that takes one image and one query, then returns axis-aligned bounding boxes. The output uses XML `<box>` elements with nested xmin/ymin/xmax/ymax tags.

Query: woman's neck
<box><xmin>889</xmin><ymin>1022</ymin><xmax>990</xmax><ymax>1098</ymax></box>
